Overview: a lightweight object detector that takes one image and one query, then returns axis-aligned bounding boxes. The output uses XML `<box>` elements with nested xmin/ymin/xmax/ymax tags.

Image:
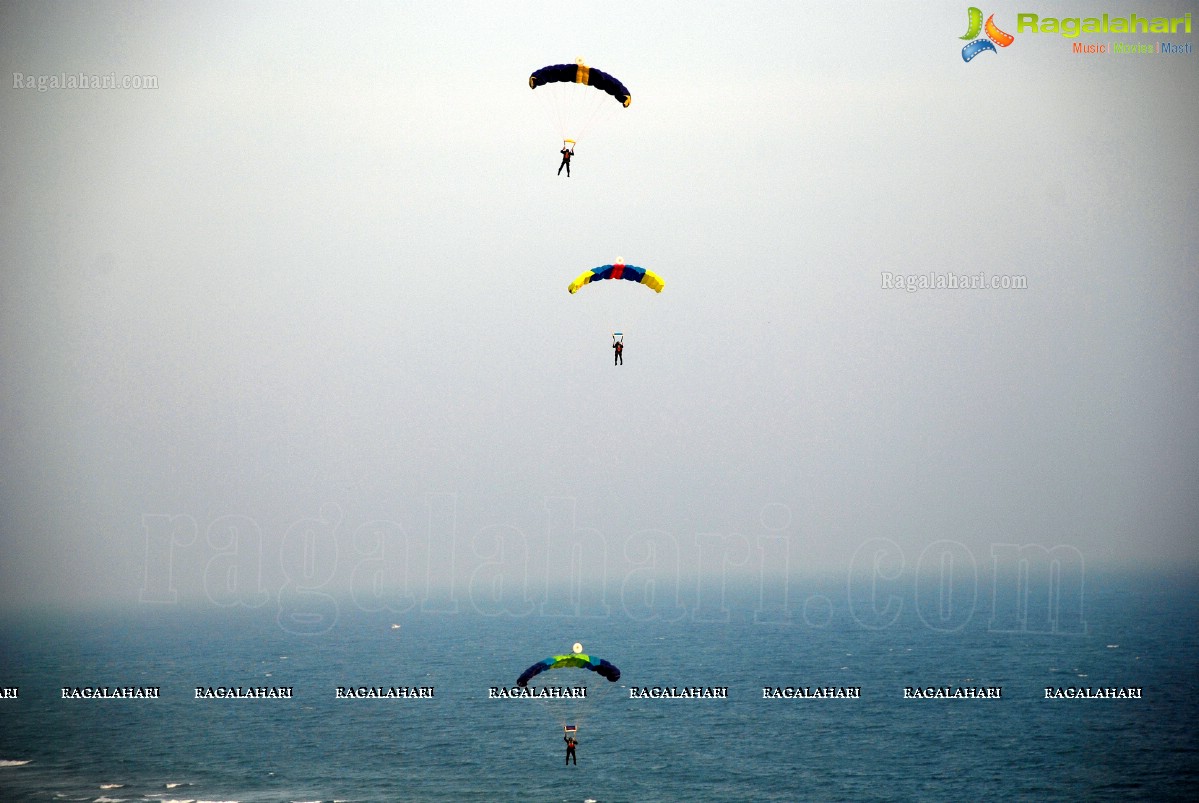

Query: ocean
<box><xmin>1</xmin><ymin>570</ymin><xmax>1196</xmax><ymax>802</ymax></box>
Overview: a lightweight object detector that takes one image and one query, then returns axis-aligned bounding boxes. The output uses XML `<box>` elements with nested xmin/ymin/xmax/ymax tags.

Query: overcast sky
<box><xmin>1</xmin><ymin>1</ymin><xmax>1196</xmax><ymax>616</ymax></box>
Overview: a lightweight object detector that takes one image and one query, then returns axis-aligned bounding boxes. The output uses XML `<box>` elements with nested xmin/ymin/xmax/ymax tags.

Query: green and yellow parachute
<box><xmin>516</xmin><ymin>653</ymin><xmax>621</xmax><ymax>687</ymax></box>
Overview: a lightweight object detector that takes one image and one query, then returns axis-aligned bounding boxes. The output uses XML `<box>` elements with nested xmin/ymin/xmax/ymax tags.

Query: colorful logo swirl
<box><xmin>961</xmin><ymin>7</ymin><xmax>1015</xmax><ymax>61</ymax></box>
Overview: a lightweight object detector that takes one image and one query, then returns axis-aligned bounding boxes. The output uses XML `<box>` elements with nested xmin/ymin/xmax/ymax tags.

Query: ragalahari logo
<box><xmin>961</xmin><ymin>7</ymin><xmax>1015</xmax><ymax>61</ymax></box>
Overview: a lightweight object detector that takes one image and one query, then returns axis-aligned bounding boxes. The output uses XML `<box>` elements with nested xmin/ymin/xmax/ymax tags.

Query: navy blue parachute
<box><xmin>529</xmin><ymin>62</ymin><xmax>631</xmax><ymax>107</ymax></box>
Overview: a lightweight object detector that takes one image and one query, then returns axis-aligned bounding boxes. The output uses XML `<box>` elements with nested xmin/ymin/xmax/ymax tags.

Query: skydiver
<box><xmin>558</xmin><ymin>144</ymin><xmax>574</xmax><ymax>176</ymax></box>
<box><xmin>564</xmin><ymin>734</ymin><xmax>578</xmax><ymax>765</ymax></box>
<box><xmin>612</xmin><ymin>333</ymin><xmax>624</xmax><ymax>366</ymax></box>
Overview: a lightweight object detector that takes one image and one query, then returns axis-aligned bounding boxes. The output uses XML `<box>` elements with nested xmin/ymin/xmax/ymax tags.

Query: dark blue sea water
<box><xmin>1</xmin><ymin>571</ymin><xmax>1196</xmax><ymax>802</ymax></box>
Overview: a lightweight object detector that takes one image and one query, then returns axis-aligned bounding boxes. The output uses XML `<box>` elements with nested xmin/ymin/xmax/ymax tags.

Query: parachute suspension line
<box><xmin>557</xmin><ymin>84</ymin><xmax>616</xmax><ymax>147</ymax></box>
<box><xmin>531</xmin><ymin>79</ymin><xmax>569</xmax><ymax>145</ymax></box>
<box><xmin>547</xmin><ymin>86</ymin><xmax>570</xmax><ymax>144</ymax></box>
<box><xmin>537</xmin><ymin>85</ymin><xmax>610</xmax><ymax>148</ymax></box>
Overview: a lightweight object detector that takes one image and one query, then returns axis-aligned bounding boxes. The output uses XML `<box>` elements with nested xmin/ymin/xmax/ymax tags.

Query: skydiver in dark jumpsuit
<box><xmin>612</xmin><ymin>334</ymin><xmax>624</xmax><ymax>365</ymax></box>
<box><xmin>558</xmin><ymin>145</ymin><xmax>574</xmax><ymax>176</ymax></box>
<box><xmin>564</xmin><ymin>735</ymin><xmax>578</xmax><ymax>764</ymax></box>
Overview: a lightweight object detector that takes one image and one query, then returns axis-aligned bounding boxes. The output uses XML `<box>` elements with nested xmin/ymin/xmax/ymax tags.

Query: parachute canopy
<box><xmin>529</xmin><ymin>62</ymin><xmax>631</xmax><ymax>107</ymax></box>
<box><xmin>516</xmin><ymin>653</ymin><xmax>621</xmax><ymax>687</ymax></box>
<box><xmin>569</xmin><ymin>263</ymin><xmax>664</xmax><ymax>294</ymax></box>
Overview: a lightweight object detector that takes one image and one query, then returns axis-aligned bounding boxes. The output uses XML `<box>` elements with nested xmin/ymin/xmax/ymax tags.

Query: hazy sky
<box><xmin>1</xmin><ymin>1</ymin><xmax>1196</xmax><ymax>616</ymax></box>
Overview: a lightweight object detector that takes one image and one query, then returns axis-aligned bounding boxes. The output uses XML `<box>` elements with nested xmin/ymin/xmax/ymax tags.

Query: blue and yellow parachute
<box><xmin>529</xmin><ymin>62</ymin><xmax>631</xmax><ymax>107</ymax></box>
<box><xmin>516</xmin><ymin>653</ymin><xmax>621</xmax><ymax>687</ymax></box>
<box><xmin>568</xmin><ymin>263</ymin><xmax>664</xmax><ymax>294</ymax></box>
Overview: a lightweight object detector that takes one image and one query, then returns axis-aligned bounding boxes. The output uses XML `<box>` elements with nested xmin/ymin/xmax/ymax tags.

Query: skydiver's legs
<box><xmin>558</xmin><ymin>158</ymin><xmax>569</xmax><ymax>176</ymax></box>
